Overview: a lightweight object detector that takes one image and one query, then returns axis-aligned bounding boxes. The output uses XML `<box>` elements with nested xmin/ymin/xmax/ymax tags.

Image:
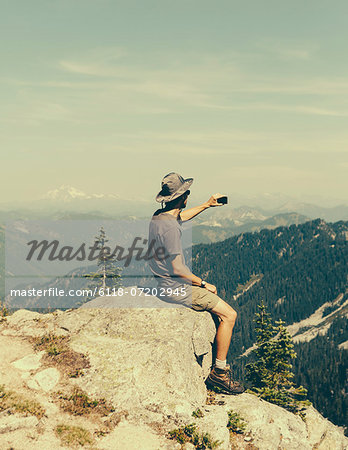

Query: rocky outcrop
<box><xmin>210</xmin><ymin>395</ymin><xmax>348</xmax><ymax>450</ymax></box>
<box><xmin>57</xmin><ymin>301</ymin><xmax>217</xmax><ymax>421</ymax></box>
<box><xmin>0</xmin><ymin>293</ymin><xmax>347</xmax><ymax>449</ymax></box>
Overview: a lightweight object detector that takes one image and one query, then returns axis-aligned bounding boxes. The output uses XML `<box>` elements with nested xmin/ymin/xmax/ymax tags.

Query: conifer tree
<box><xmin>83</xmin><ymin>227</ymin><xmax>121</xmax><ymax>297</ymax></box>
<box><xmin>246</xmin><ymin>301</ymin><xmax>309</xmax><ymax>416</ymax></box>
<box><xmin>246</xmin><ymin>301</ymin><xmax>277</xmax><ymax>389</ymax></box>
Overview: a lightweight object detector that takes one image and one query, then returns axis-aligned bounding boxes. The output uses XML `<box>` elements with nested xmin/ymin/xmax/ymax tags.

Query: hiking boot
<box><xmin>206</xmin><ymin>365</ymin><xmax>245</xmax><ymax>395</ymax></box>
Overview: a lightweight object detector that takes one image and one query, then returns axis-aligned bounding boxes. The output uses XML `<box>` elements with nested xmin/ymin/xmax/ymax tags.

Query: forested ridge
<box><xmin>192</xmin><ymin>218</ymin><xmax>348</xmax><ymax>432</ymax></box>
<box><xmin>293</xmin><ymin>316</ymin><xmax>347</xmax><ymax>432</ymax></box>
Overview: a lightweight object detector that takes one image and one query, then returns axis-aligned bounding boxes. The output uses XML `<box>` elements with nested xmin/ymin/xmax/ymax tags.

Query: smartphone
<box><xmin>217</xmin><ymin>196</ymin><xmax>228</xmax><ymax>204</ymax></box>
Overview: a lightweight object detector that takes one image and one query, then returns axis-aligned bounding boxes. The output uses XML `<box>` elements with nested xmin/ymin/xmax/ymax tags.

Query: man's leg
<box><xmin>210</xmin><ymin>299</ymin><xmax>237</xmax><ymax>361</ymax></box>
<box><xmin>189</xmin><ymin>286</ymin><xmax>244</xmax><ymax>393</ymax></box>
<box><xmin>190</xmin><ymin>287</ymin><xmax>237</xmax><ymax>359</ymax></box>
<box><xmin>201</xmin><ymin>295</ymin><xmax>244</xmax><ymax>394</ymax></box>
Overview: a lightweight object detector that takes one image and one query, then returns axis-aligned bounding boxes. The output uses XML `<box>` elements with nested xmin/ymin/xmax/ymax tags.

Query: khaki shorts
<box><xmin>158</xmin><ymin>285</ymin><xmax>220</xmax><ymax>312</ymax></box>
<box><xmin>190</xmin><ymin>286</ymin><xmax>221</xmax><ymax>311</ymax></box>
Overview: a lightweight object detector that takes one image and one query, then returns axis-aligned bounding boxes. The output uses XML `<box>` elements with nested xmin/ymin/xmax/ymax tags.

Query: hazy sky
<box><xmin>1</xmin><ymin>0</ymin><xmax>348</xmax><ymax>205</ymax></box>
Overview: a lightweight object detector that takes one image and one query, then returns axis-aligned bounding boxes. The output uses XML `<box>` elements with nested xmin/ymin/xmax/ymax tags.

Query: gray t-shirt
<box><xmin>148</xmin><ymin>211</ymin><xmax>187</xmax><ymax>290</ymax></box>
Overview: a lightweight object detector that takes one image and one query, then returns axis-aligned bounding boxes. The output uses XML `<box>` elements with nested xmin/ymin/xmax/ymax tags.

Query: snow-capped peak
<box><xmin>42</xmin><ymin>185</ymin><xmax>90</xmax><ymax>201</ymax></box>
<box><xmin>42</xmin><ymin>185</ymin><xmax>119</xmax><ymax>202</ymax></box>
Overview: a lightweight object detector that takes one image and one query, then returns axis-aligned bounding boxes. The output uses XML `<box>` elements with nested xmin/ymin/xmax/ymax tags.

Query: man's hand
<box><xmin>205</xmin><ymin>282</ymin><xmax>217</xmax><ymax>294</ymax></box>
<box><xmin>206</xmin><ymin>193</ymin><xmax>225</xmax><ymax>207</ymax></box>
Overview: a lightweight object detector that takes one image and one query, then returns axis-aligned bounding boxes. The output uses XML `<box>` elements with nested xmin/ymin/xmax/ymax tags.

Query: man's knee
<box><xmin>227</xmin><ymin>308</ymin><xmax>237</xmax><ymax>324</ymax></box>
<box><xmin>211</xmin><ymin>299</ymin><xmax>238</xmax><ymax>324</ymax></box>
<box><xmin>221</xmin><ymin>306</ymin><xmax>237</xmax><ymax>325</ymax></box>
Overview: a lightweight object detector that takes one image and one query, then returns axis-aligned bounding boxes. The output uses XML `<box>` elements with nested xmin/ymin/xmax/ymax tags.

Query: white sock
<box><xmin>215</xmin><ymin>358</ymin><xmax>227</xmax><ymax>369</ymax></box>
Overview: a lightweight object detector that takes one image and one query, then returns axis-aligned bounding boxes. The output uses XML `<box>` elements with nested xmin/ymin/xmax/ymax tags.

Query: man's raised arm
<box><xmin>180</xmin><ymin>193</ymin><xmax>225</xmax><ymax>222</ymax></box>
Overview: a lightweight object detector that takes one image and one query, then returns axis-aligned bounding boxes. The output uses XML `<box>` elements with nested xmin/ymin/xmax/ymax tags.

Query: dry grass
<box><xmin>32</xmin><ymin>333</ymin><xmax>90</xmax><ymax>377</ymax></box>
<box><xmin>227</xmin><ymin>410</ymin><xmax>247</xmax><ymax>434</ymax></box>
<box><xmin>55</xmin><ymin>387</ymin><xmax>114</xmax><ymax>417</ymax></box>
<box><xmin>50</xmin><ymin>350</ymin><xmax>91</xmax><ymax>378</ymax></box>
<box><xmin>55</xmin><ymin>424</ymin><xmax>94</xmax><ymax>448</ymax></box>
<box><xmin>0</xmin><ymin>385</ymin><xmax>45</xmax><ymax>419</ymax></box>
<box><xmin>33</xmin><ymin>333</ymin><xmax>70</xmax><ymax>355</ymax></box>
<box><xmin>168</xmin><ymin>423</ymin><xmax>221</xmax><ymax>448</ymax></box>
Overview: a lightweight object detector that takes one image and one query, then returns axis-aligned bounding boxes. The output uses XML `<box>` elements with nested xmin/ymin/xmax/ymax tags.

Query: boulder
<box><xmin>1</xmin><ymin>296</ymin><xmax>347</xmax><ymax>449</ymax></box>
<box><xmin>12</xmin><ymin>352</ymin><xmax>44</xmax><ymax>371</ymax></box>
<box><xmin>60</xmin><ymin>298</ymin><xmax>216</xmax><ymax>422</ymax></box>
<box><xmin>27</xmin><ymin>368</ymin><xmax>60</xmax><ymax>392</ymax></box>
<box><xmin>0</xmin><ymin>415</ymin><xmax>39</xmax><ymax>434</ymax></box>
<box><xmin>2</xmin><ymin>309</ymin><xmax>53</xmax><ymax>337</ymax></box>
<box><xmin>219</xmin><ymin>394</ymin><xmax>348</xmax><ymax>450</ymax></box>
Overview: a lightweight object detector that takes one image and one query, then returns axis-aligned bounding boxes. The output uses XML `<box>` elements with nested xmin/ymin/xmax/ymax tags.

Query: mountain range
<box><xmin>193</xmin><ymin>218</ymin><xmax>348</xmax><ymax>434</ymax></box>
<box><xmin>0</xmin><ymin>185</ymin><xmax>347</xmax><ymax>224</ymax></box>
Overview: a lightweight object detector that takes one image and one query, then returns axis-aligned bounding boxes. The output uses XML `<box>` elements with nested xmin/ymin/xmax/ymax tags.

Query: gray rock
<box><xmin>0</xmin><ymin>415</ymin><xmax>38</xmax><ymax>434</ymax></box>
<box><xmin>222</xmin><ymin>394</ymin><xmax>347</xmax><ymax>450</ymax></box>
<box><xmin>2</xmin><ymin>303</ymin><xmax>347</xmax><ymax>450</ymax></box>
<box><xmin>27</xmin><ymin>368</ymin><xmax>60</xmax><ymax>392</ymax></box>
<box><xmin>5</xmin><ymin>310</ymin><xmax>43</xmax><ymax>326</ymax></box>
<box><xmin>2</xmin><ymin>309</ymin><xmax>52</xmax><ymax>337</ymax></box>
<box><xmin>12</xmin><ymin>352</ymin><xmax>44</xmax><ymax>371</ymax></box>
<box><xmin>95</xmin><ymin>421</ymin><xmax>177</xmax><ymax>449</ymax></box>
<box><xmin>305</xmin><ymin>405</ymin><xmax>348</xmax><ymax>450</ymax></box>
<box><xmin>64</xmin><ymin>303</ymin><xmax>216</xmax><ymax>421</ymax></box>
<box><xmin>194</xmin><ymin>405</ymin><xmax>230</xmax><ymax>449</ymax></box>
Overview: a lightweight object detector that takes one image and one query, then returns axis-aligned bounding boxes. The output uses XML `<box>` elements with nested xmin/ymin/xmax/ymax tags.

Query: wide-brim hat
<box><xmin>156</xmin><ymin>172</ymin><xmax>193</xmax><ymax>203</ymax></box>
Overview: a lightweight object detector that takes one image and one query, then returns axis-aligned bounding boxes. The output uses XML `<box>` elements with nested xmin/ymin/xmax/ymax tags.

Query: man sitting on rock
<box><xmin>148</xmin><ymin>172</ymin><xmax>244</xmax><ymax>395</ymax></box>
